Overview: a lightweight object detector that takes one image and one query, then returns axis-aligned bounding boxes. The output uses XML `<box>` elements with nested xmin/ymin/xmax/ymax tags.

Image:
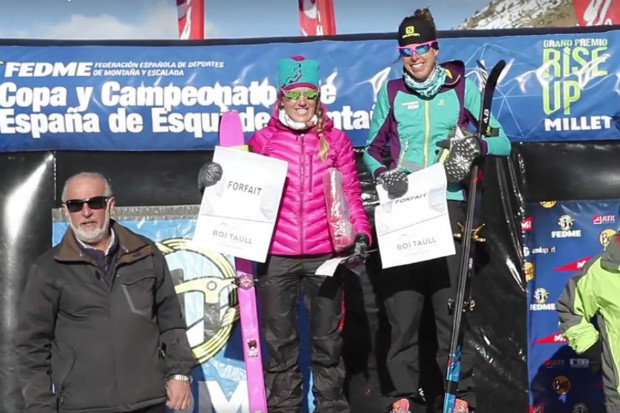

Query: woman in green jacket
<box><xmin>363</xmin><ymin>8</ymin><xmax>511</xmax><ymax>413</ymax></box>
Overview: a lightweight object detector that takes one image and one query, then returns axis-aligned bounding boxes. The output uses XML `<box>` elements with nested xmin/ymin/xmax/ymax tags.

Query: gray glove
<box><xmin>342</xmin><ymin>234</ymin><xmax>370</xmax><ymax>269</ymax></box>
<box><xmin>198</xmin><ymin>161</ymin><xmax>223</xmax><ymax>192</ymax></box>
<box><xmin>377</xmin><ymin>168</ymin><xmax>409</xmax><ymax>198</ymax></box>
<box><xmin>437</xmin><ymin>126</ymin><xmax>487</xmax><ymax>183</ymax></box>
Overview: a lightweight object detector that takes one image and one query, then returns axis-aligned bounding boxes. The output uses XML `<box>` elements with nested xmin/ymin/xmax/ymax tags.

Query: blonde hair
<box><xmin>315</xmin><ymin>105</ymin><xmax>329</xmax><ymax>161</ymax></box>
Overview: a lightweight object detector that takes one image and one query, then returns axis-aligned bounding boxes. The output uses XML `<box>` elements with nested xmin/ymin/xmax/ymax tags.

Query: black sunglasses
<box><xmin>64</xmin><ymin>196</ymin><xmax>110</xmax><ymax>213</ymax></box>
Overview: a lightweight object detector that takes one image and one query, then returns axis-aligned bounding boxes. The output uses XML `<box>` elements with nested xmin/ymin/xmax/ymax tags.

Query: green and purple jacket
<box><xmin>363</xmin><ymin>60</ymin><xmax>511</xmax><ymax>200</ymax></box>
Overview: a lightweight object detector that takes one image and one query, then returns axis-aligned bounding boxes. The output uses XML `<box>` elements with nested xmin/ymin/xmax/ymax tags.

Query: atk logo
<box><xmin>534</xmin><ymin>332</ymin><xmax>567</xmax><ymax>344</ymax></box>
<box><xmin>522</xmin><ymin>217</ymin><xmax>533</xmax><ymax>231</ymax></box>
<box><xmin>524</xmin><ymin>261</ymin><xmax>535</xmax><ymax>282</ymax></box>
<box><xmin>569</xmin><ymin>358</ymin><xmax>590</xmax><ymax>368</ymax></box>
<box><xmin>540</xmin><ymin>201</ymin><xmax>557</xmax><ymax>208</ymax></box>
<box><xmin>552</xmin><ymin>214</ymin><xmax>582</xmax><ymax>238</ymax></box>
<box><xmin>553</xmin><ymin>257</ymin><xmax>591</xmax><ymax>272</ymax></box>
<box><xmin>553</xmin><ymin>375</ymin><xmax>571</xmax><ymax>395</ymax></box>
<box><xmin>530</xmin><ymin>287</ymin><xmax>556</xmax><ymax>311</ymax></box>
<box><xmin>530</xmin><ymin>404</ymin><xmax>545</xmax><ymax>413</ymax></box>
<box><xmin>572</xmin><ymin>402</ymin><xmax>589</xmax><ymax>413</ymax></box>
<box><xmin>599</xmin><ymin>228</ymin><xmax>617</xmax><ymax>249</ymax></box>
<box><xmin>592</xmin><ymin>214</ymin><xmax>615</xmax><ymax>225</ymax></box>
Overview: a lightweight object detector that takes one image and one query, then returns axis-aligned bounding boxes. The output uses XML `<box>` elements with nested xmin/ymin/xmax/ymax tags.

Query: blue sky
<box><xmin>0</xmin><ymin>0</ymin><xmax>490</xmax><ymax>40</ymax></box>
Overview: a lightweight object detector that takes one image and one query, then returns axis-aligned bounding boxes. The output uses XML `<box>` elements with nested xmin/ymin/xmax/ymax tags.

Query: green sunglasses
<box><xmin>283</xmin><ymin>89</ymin><xmax>319</xmax><ymax>101</ymax></box>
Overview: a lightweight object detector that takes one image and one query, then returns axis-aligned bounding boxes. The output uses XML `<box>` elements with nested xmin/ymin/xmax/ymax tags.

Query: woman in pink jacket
<box><xmin>200</xmin><ymin>56</ymin><xmax>371</xmax><ymax>413</ymax></box>
<box><xmin>253</xmin><ymin>55</ymin><xmax>371</xmax><ymax>413</ymax></box>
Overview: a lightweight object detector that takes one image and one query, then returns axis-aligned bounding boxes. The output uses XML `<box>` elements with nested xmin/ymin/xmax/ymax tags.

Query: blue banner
<box><xmin>524</xmin><ymin>199</ymin><xmax>620</xmax><ymax>413</ymax></box>
<box><xmin>2</xmin><ymin>27</ymin><xmax>620</xmax><ymax>152</ymax></box>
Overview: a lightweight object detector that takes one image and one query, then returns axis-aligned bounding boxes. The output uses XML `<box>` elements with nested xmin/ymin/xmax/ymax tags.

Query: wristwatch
<box><xmin>168</xmin><ymin>374</ymin><xmax>193</xmax><ymax>383</ymax></box>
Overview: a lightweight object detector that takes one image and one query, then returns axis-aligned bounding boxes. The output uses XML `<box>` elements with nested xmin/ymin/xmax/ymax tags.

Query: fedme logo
<box><xmin>552</xmin><ymin>214</ymin><xmax>582</xmax><ymax>238</ymax></box>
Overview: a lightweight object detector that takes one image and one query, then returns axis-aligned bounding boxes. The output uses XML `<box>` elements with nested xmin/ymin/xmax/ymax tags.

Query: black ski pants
<box><xmin>381</xmin><ymin>200</ymin><xmax>476</xmax><ymax>410</ymax></box>
<box><xmin>257</xmin><ymin>254</ymin><xmax>349</xmax><ymax>413</ymax></box>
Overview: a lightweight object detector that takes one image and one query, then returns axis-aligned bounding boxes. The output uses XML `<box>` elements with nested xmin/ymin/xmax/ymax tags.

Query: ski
<box><xmin>442</xmin><ymin>59</ymin><xmax>506</xmax><ymax>413</ymax></box>
<box><xmin>218</xmin><ymin>110</ymin><xmax>268</xmax><ymax>413</ymax></box>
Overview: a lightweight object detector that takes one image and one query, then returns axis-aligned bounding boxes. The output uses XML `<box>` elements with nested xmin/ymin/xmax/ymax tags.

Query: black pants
<box><xmin>381</xmin><ymin>201</ymin><xmax>475</xmax><ymax>411</ymax></box>
<box><xmin>257</xmin><ymin>254</ymin><xmax>349</xmax><ymax>413</ymax></box>
<box><xmin>127</xmin><ymin>403</ymin><xmax>166</xmax><ymax>413</ymax></box>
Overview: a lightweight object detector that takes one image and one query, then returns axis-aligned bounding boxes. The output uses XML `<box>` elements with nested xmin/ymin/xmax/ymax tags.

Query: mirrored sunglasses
<box><xmin>64</xmin><ymin>196</ymin><xmax>109</xmax><ymax>213</ymax></box>
<box><xmin>283</xmin><ymin>89</ymin><xmax>319</xmax><ymax>101</ymax></box>
<box><xmin>398</xmin><ymin>41</ymin><xmax>437</xmax><ymax>57</ymax></box>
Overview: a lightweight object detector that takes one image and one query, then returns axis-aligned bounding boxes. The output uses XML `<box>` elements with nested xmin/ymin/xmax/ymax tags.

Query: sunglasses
<box><xmin>64</xmin><ymin>196</ymin><xmax>110</xmax><ymax>213</ymax></box>
<box><xmin>398</xmin><ymin>41</ymin><xmax>437</xmax><ymax>57</ymax></box>
<box><xmin>282</xmin><ymin>89</ymin><xmax>319</xmax><ymax>101</ymax></box>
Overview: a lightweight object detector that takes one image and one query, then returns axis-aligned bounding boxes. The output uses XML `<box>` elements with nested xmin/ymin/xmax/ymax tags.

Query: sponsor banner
<box><xmin>1</xmin><ymin>27</ymin><xmax>620</xmax><ymax>152</ymax></box>
<box><xmin>525</xmin><ymin>199</ymin><xmax>620</xmax><ymax>413</ymax></box>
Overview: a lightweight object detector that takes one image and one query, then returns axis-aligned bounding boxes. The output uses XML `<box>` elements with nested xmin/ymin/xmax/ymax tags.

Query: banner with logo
<box><xmin>298</xmin><ymin>0</ymin><xmax>337</xmax><ymax>36</ymax></box>
<box><xmin>51</xmin><ymin>206</ymin><xmax>315</xmax><ymax>413</ymax></box>
<box><xmin>573</xmin><ymin>0</ymin><xmax>620</xmax><ymax>26</ymax></box>
<box><xmin>177</xmin><ymin>0</ymin><xmax>205</xmax><ymax>40</ymax></box>
<box><xmin>523</xmin><ymin>199</ymin><xmax>620</xmax><ymax>413</ymax></box>
<box><xmin>1</xmin><ymin>26</ymin><xmax>620</xmax><ymax>152</ymax></box>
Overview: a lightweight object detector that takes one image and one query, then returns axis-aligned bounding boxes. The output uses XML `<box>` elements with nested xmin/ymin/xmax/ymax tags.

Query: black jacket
<box><xmin>16</xmin><ymin>222</ymin><xmax>196</xmax><ymax>413</ymax></box>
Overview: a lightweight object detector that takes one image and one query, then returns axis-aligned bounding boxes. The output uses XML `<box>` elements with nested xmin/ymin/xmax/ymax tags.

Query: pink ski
<box><xmin>218</xmin><ymin>111</ymin><xmax>268</xmax><ymax>413</ymax></box>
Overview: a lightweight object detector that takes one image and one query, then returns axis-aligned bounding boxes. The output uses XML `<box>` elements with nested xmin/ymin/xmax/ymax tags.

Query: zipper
<box><xmin>423</xmin><ymin>100</ymin><xmax>430</xmax><ymax>167</ymax></box>
<box><xmin>299</xmin><ymin>134</ymin><xmax>306</xmax><ymax>254</ymax></box>
<box><xmin>108</xmin><ymin>269</ymin><xmax>120</xmax><ymax>410</ymax></box>
<box><xmin>56</xmin><ymin>342</ymin><xmax>76</xmax><ymax>410</ymax></box>
<box><xmin>398</xmin><ymin>140</ymin><xmax>409</xmax><ymax>169</ymax></box>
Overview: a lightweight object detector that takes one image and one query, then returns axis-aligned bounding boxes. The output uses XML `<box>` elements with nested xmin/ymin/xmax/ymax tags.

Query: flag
<box><xmin>177</xmin><ymin>0</ymin><xmax>205</xmax><ymax>40</ymax></box>
<box><xmin>298</xmin><ymin>0</ymin><xmax>337</xmax><ymax>36</ymax></box>
<box><xmin>573</xmin><ymin>0</ymin><xmax>620</xmax><ymax>26</ymax></box>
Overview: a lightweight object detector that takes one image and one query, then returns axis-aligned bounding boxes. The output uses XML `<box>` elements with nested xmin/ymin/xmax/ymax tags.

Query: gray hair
<box><xmin>61</xmin><ymin>172</ymin><xmax>114</xmax><ymax>202</ymax></box>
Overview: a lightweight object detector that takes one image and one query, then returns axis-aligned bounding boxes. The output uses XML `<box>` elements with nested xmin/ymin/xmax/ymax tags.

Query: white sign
<box><xmin>193</xmin><ymin>146</ymin><xmax>287</xmax><ymax>262</ymax></box>
<box><xmin>315</xmin><ymin>256</ymin><xmax>350</xmax><ymax>277</ymax></box>
<box><xmin>375</xmin><ymin>163</ymin><xmax>456</xmax><ymax>268</ymax></box>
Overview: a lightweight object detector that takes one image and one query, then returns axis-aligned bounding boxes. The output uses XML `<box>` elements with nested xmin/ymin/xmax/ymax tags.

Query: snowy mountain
<box><xmin>455</xmin><ymin>0</ymin><xmax>576</xmax><ymax>29</ymax></box>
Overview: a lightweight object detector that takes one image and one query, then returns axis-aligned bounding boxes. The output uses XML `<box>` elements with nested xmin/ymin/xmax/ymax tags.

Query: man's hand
<box><xmin>166</xmin><ymin>379</ymin><xmax>191</xmax><ymax>411</ymax></box>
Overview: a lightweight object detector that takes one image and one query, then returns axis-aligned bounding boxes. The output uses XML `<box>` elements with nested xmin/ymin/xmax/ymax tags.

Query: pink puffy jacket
<box><xmin>248</xmin><ymin>112</ymin><xmax>371</xmax><ymax>256</ymax></box>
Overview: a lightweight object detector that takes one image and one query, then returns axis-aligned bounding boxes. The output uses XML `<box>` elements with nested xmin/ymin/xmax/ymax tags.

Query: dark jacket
<box><xmin>16</xmin><ymin>221</ymin><xmax>196</xmax><ymax>413</ymax></box>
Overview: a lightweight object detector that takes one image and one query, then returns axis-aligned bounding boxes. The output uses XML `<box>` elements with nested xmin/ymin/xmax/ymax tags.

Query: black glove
<box><xmin>377</xmin><ymin>168</ymin><xmax>409</xmax><ymax>198</ymax></box>
<box><xmin>343</xmin><ymin>233</ymin><xmax>370</xmax><ymax>267</ymax></box>
<box><xmin>582</xmin><ymin>339</ymin><xmax>602</xmax><ymax>374</ymax></box>
<box><xmin>198</xmin><ymin>161</ymin><xmax>223</xmax><ymax>192</ymax></box>
<box><xmin>437</xmin><ymin>126</ymin><xmax>487</xmax><ymax>183</ymax></box>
